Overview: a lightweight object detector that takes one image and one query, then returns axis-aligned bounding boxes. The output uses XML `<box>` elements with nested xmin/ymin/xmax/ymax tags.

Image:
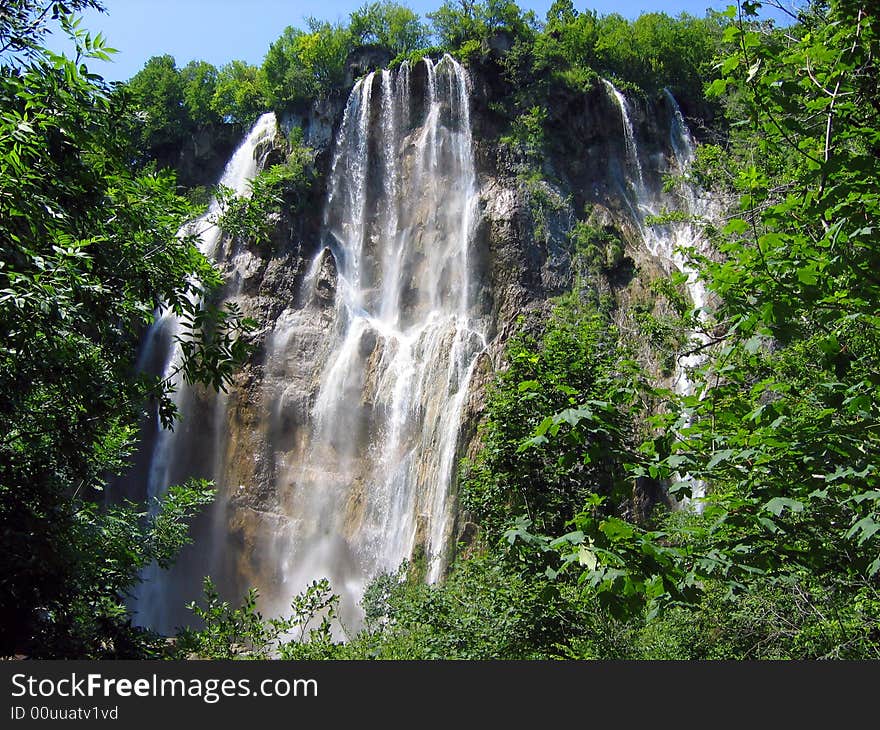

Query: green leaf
<box><xmin>706</xmin><ymin>449</ymin><xmax>735</xmax><ymax>470</ymax></box>
<box><xmin>723</xmin><ymin>218</ymin><xmax>749</xmax><ymax>235</ymax></box>
<box><xmin>846</xmin><ymin>517</ymin><xmax>880</xmax><ymax>546</ymax></box>
<box><xmin>796</xmin><ymin>265</ymin><xmax>818</xmax><ymax>285</ymax></box>
<box><xmin>577</xmin><ymin>545</ymin><xmax>598</xmax><ymax>570</ymax></box>
<box><xmin>706</xmin><ymin>77</ymin><xmax>731</xmax><ymax>96</ymax></box>
<box><xmin>764</xmin><ymin>497</ymin><xmax>804</xmax><ymax>517</ymax></box>
<box><xmin>599</xmin><ymin>518</ymin><xmax>636</xmax><ymax>542</ymax></box>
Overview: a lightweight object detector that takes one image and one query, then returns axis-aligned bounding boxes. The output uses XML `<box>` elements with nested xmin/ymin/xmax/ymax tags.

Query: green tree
<box><xmin>349</xmin><ymin>1</ymin><xmax>429</xmax><ymax>55</ymax></box>
<box><xmin>126</xmin><ymin>54</ymin><xmax>187</xmax><ymax>151</ymax></box>
<box><xmin>428</xmin><ymin>0</ymin><xmax>537</xmax><ymax>54</ymax></box>
<box><xmin>672</xmin><ymin>0</ymin><xmax>880</xmax><ymax>593</ymax></box>
<box><xmin>262</xmin><ymin>20</ymin><xmax>353</xmax><ymax>110</ymax></box>
<box><xmin>211</xmin><ymin>59</ymin><xmax>268</xmax><ymax>126</ymax></box>
<box><xmin>0</xmin><ymin>7</ymin><xmax>252</xmax><ymax>657</ymax></box>
<box><xmin>180</xmin><ymin>59</ymin><xmax>220</xmax><ymax>126</ymax></box>
<box><xmin>591</xmin><ymin>12</ymin><xmax>721</xmax><ymax>93</ymax></box>
<box><xmin>532</xmin><ymin>5</ymin><xmax>600</xmax><ymax>89</ymax></box>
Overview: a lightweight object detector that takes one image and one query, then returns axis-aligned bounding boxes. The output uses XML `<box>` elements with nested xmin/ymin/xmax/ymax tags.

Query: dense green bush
<box><xmin>428</xmin><ymin>0</ymin><xmax>538</xmax><ymax>54</ymax></box>
<box><xmin>211</xmin><ymin>60</ymin><xmax>268</xmax><ymax>126</ymax></box>
<box><xmin>460</xmin><ymin>297</ymin><xmax>639</xmax><ymax>541</ymax></box>
<box><xmin>262</xmin><ymin>21</ymin><xmax>353</xmax><ymax>110</ymax></box>
<box><xmin>350</xmin><ymin>1</ymin><xmax>430</xmax><ymax>54</ymax></box>
<box><xmin>126</xmin><ymin>54</ymin><xmax>189</xmax><ymax>152</ymax></box>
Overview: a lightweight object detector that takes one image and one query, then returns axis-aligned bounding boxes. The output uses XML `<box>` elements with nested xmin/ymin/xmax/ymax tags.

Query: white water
<box><xmin>133</xmin><ymin>112</ymin><xmax>278</xmax><ymax>628</ymax></box>
<box><xmin>265</xmin><ymin>56</ymin><xmax>485</xmax><ymax>623</ymax></box>
<box><xmin>603</xmin><ymin>79</ymin><xmax>645</xmax><ymax>196</ymax></box>
<box><xmin>603</xmin><ymin>82</ymin><xmax>719</xmax><ymax>505</ymax></box>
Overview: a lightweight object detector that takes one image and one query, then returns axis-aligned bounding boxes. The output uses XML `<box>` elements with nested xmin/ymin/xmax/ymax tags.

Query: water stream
<box><xmin>603</xmin><ymin>81</ymin><xmax>720</xmax><ymax>505</ymax></box>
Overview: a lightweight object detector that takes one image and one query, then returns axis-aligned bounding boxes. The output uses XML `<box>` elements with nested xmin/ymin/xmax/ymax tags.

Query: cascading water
<box><xmin>265</xmin><ymin>55</ymin><xmax>485</xmax><ymax>621</ymax></box>
<box><xmin>135</xmin><ymin>56</ymin><xmax>485</xmax><ymax>630</ymax></box>
<box><xmin>603</xmin><ymin>81</ymin><xmax>711</xmax><ymax>321</ymax></box>
<box><xmin>603</xmin><ymin>79</ymin><xmax>645</xmax><ymax>197</ymax></box>
<box><xmin>603</xmin><ymin>81</ymin><xmax>719</xmax><ymax>505</ymax></box>
<box><xmin>133</xmin><ymin>112</ymin><xmax>278</xmax><ymax>629</ymax></box>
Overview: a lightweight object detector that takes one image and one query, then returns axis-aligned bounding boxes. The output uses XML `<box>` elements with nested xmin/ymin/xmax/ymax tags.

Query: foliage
<box><xmin>175</xmin><ymin>578</ymin><xmax>343</xmax><ymax>659</ymax></box>
<box><xmin>350</xmin><ymin>1</ymin><xmax>430</xmax><ymax>55</ymax></box>
<box><xmin>34</xmin><ymin>479</ymin><xmax>216</xmax><ymax>658</ymax></box>
<box><xmin>654</xmin><ymin>0</ymin><xmax>880</xmax><ymax>595</ymax></box>
<box><xmin>210</xmin><ymin>60</ymin><xmax>269</xmax><ymax>127</ymax></box>
<box><xmin>215</xmin><ymin>129</ymin><xmax>317</xmax><ymax>248</ymax></box>
<box><xmin>532</xmin><ymin>2</ymin><xmax>600</xmax><ymax>84</ymax></box>
<box><xmin>352</xmin><ymin>556</ymin><xmax>596</xmax><ymax>659</ymax></box>
<box><xmin>262</xmin><ymin>20</ymin><xmax>353</xmax><ymax>110</ymax></box>
<box><xmin>176</xmin><ymin>578</ymin><xmax>273</xmax><ymax>659</ymax></box>
<box><xmin>428</xmin><ymin>0</ymin><xmax>538</xmax><ymax>56</ymax></box>
<box><xmin>636</xmin><ymin>575</ymin><xmax>880</xmax><ymax>660</ymax></box>
<box><xmin>593</xmin><ymin>12</ymin><xmax>723</xmax><ymax>97</ymax></box>
<box><xmin>459</xmin><ymin>298</ymin><xmax>640</xmax><ymax>542</ymax></box>
<box><xmin>0</xmin><ymin>7</ymin><xmax>250</xmax><ymax>657</ymax></box>
<box><xmin>124</xmin><ymin>54</ymin><xmax>269</xmax><ymax>167</ymax></box>
<box><xmin>125</xmin><ymin>54</ymin><xmax>188</xmax><ymax>152</ymax></box>
<box><xmin>503</xmin><ymin>495</ymin><xmax>700</xmax><ymax>621</ymax></box>
<box><xmin>500</xmin><ymin>105</ymin><xmax>546</xmax><ymax>159</ymax></box>
<box><xmin>180</xmin><ymin>59</ymin><xmax>220</xmax><ymax>126</ymax></box>
<box><xmin>275</xmin><ymin>579</ymin><xmax>342</xmax><ymax>659</ymax></box>
<box><xmin>0</xmin><ymin>1</ymin><xmax>104</xmax><ymax>63</ymax></box>
<box><xmin>569</xmin><ymin>218</ymin><xmax>626</xmax><ymax>275</ymax></box>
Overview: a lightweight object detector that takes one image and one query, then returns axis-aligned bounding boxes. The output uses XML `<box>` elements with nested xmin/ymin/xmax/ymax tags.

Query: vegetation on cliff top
<box><xmin>122</xmin><ymin>0</ymin><xmax>723</xmax><ymax>178</ymax></box>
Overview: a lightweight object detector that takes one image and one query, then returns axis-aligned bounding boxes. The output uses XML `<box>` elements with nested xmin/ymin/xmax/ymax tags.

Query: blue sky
<box><xmin>48</xmin><ymin>1</ymin><xmax>793</xmax><ymax>81</ymax></box>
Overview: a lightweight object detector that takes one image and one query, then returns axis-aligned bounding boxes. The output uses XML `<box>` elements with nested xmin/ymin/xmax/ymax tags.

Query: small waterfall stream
<box><xmin>603</xmin><ymin>81</ymin><xmax>719</xmax><ymax>505</ymax></box>
<box><xmin>133</xmin><ymin>113</ymin><xmax>279</xmax><ymax>628</ymax></box>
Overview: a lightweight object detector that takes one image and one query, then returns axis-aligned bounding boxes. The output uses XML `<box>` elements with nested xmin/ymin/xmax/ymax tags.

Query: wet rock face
<box><xmin>313</xmin><ymin>248</ymin><xmax>338</xmax><ymax>305</ymax></box>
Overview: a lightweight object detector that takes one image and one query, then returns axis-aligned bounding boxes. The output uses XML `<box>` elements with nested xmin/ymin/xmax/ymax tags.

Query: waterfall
<box><xmin>603</xmin><ymin>82</ymin><xmax>719</xmax><ymax>506</ymax></box>
<box><xmin>603</xmin><ymin>79</ymin><xmax>645</xmax><ymax>195</ymax></box>
<box><xmin>134</xmin><ymin>56</ymin><xmax>485</xmax><ymax>631</ymax></box>
<box><xmin>266</xmin><ymin>55</ymin><xmax>485</xmax><ymax>621</ymax></box>
<box><xmin>132</xmin><ymin>112</ymin><xmax>278</xmax><ymax>629</ymax></box>
<box><xmin>602</xmin><ymin>81</ymin><xmax>710</xmax><ymax>314</ymax></box>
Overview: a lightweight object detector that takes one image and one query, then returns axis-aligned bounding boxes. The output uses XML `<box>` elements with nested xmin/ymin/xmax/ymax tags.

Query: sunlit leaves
<box><xmin>0</xmin><ymin>7</ymin><xmax>248</xmax><ymax>656</ymax></box>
